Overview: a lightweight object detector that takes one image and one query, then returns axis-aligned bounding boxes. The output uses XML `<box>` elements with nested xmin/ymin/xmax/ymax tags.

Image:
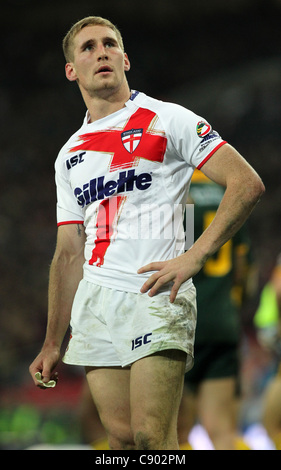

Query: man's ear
<box><xmin>65</xmin><ymin>62</ymin><xmax>78</xmax><ymax>82</ymax></box>
<box><xmin>124</xmin><ymin>53</ymin><xmax>131</xmax><ymax>72</ymax></box>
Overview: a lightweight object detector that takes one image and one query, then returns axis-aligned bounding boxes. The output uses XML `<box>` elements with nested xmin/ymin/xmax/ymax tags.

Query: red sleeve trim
<box><xmin>197</xmin><ymin>141</ymin><xmax>227</xmax><ymax>170</ymax></box>
<box><xmin>57</xmin><ymin>220</ymin><xmax>84</xmax><ymax>227</ymax></box>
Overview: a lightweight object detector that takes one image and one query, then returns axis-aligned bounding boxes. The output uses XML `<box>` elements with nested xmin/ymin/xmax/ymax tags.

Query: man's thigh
<box><xmin>130</xmin><ymin>350</ymin><xmax>186</xmax><ymax>434</ymax></box>
<box><xmin>86</xmin><ymin>349</ymin><xmax>186</xmax><ymax>448</ymax></box>
<box><xmin>85</xmin><ymin>366</ymin><xmax>134</xmax><ymax>447</ymax></box>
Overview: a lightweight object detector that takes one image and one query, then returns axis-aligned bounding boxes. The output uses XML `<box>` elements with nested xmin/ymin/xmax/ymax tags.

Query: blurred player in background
<box><xmin>178</xmin><ymin>170</ymin><xmax>254</xmax><ymax>450</ymax></box>
<box><xmin>29</xmin><ymin>15</ymin><xmax>264</xmax><ymax>450</ymax></box>
<box><xmin>254</xmin><ymin>253</ymin><xmax>281</xmax><ymax>449</ymax></box>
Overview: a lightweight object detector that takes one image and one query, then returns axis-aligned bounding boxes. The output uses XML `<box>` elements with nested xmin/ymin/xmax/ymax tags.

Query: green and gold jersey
<box><xmin>188</xmin><ymin>170</ymin><xmax>251</xmax><ymax>344</ymax></box>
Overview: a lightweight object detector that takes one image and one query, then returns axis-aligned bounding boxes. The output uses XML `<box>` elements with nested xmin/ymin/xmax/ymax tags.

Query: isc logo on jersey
<box><xmin>74</xmin><ymin>169</ymin><xmax>152</xmax><ymax>208</ymax></box>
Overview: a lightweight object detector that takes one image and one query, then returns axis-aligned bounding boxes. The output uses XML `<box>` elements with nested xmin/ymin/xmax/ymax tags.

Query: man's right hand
<box><xmin>29</xmin><ymin>345</ymin><xmax>60</xmax><ymax>388</ymax></box>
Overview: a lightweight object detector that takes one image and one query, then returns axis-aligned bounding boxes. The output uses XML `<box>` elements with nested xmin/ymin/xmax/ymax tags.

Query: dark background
<box><xmin>1</xmin><ymin>0</ymin><xmax>281</xmax><ymax>397</ymax></box>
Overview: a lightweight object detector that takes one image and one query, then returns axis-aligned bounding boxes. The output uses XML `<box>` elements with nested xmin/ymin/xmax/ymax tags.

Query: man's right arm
<box><xmin>29</xmin><ymin>223</ymin><xmax>86</xmax><ymax>386</ymax></box>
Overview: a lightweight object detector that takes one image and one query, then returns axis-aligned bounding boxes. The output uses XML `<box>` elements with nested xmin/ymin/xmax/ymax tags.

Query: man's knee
<box><xmin>108</xmin><ymin>434</ymin><xmax>135</xmax><ymax>450</ymax></box>
<box><xmin>133</xmin><ymin>423</ymin><xmax>177</xmax><ymax>450</ymax></box>
<box><xmin>134</xmin><ymin>430</ymin><xmax>158</xmax><ymax>450</ymax></box>
<box><xmin>104</xmin><ymin>419</ymin><xmax>135</xmax><ymax>450</ymax></box>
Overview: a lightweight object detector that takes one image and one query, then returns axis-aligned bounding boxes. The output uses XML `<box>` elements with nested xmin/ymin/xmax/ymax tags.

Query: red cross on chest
<box><xmin>70</xmin><ymin>107</ymin><xmax>167</xmax><ymax>171</ymax></box>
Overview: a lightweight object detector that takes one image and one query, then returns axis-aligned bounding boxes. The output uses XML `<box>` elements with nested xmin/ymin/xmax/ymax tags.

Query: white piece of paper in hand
<box><xmin>35</xmin><ymin>372</ymin><xmax>57</xmax><ymax>388</ymax></box>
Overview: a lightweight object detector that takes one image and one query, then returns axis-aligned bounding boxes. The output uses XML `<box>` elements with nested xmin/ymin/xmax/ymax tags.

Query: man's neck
<box><xmin>82</xmin><ymin>85</ymin><xmax>131</xmax><ymax>123</ymax></box>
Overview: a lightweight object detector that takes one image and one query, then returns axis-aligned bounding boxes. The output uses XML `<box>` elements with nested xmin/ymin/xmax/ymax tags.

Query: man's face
<box><xmin>66</xmin><ymin>25</ymin><xmax>130</xmax><ymax>96</ymax></box>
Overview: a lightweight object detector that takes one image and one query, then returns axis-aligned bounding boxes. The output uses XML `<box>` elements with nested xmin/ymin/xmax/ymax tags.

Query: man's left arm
<box><xmin>138</xmin><ymin>144</ymin><xmax>265</xmax><ymax>303</ymax></box>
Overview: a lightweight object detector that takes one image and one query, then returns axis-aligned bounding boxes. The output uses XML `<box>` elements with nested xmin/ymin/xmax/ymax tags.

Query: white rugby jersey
<box><xmin>55</xmin><ymin>91</ymin><xmax>226</xmax><ymax>294</ymax></box>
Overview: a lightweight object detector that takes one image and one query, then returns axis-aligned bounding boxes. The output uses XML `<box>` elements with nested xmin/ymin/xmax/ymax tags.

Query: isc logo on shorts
<box><xmin>131</xmin><ymin>333</ymin><xmax>152</xmax><ymax>350</ymax></box>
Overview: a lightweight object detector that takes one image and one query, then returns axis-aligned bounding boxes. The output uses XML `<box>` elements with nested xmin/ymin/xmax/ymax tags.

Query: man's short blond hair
<box><xmin>62</xmin><ymin>16</ymin><xmax>124</xmax><ymax>62</ymax></box>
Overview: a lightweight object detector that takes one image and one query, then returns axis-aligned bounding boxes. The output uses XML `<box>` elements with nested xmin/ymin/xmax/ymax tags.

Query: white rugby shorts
<box><xmin>63</xmin><ymin>279</ymin><xmax>197</xmax><ymax>372</ymax></box>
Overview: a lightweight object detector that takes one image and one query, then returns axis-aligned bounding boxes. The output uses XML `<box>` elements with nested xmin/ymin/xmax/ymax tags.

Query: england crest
<box><xmin>121</xmin><ymin>128</ymin><xmax>143</xmax><ymax>154</ymax></box>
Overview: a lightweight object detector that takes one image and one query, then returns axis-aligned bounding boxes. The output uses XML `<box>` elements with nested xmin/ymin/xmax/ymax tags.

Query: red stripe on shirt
<box><xmin>57</xmin><ymin>220</ymin><xmax>84</xmax><ymax>227</ymax></box>
<box><xmin>197</xmin><ymin>141</ymin><xmax>227</xmax><ymax>170</ymax></box>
